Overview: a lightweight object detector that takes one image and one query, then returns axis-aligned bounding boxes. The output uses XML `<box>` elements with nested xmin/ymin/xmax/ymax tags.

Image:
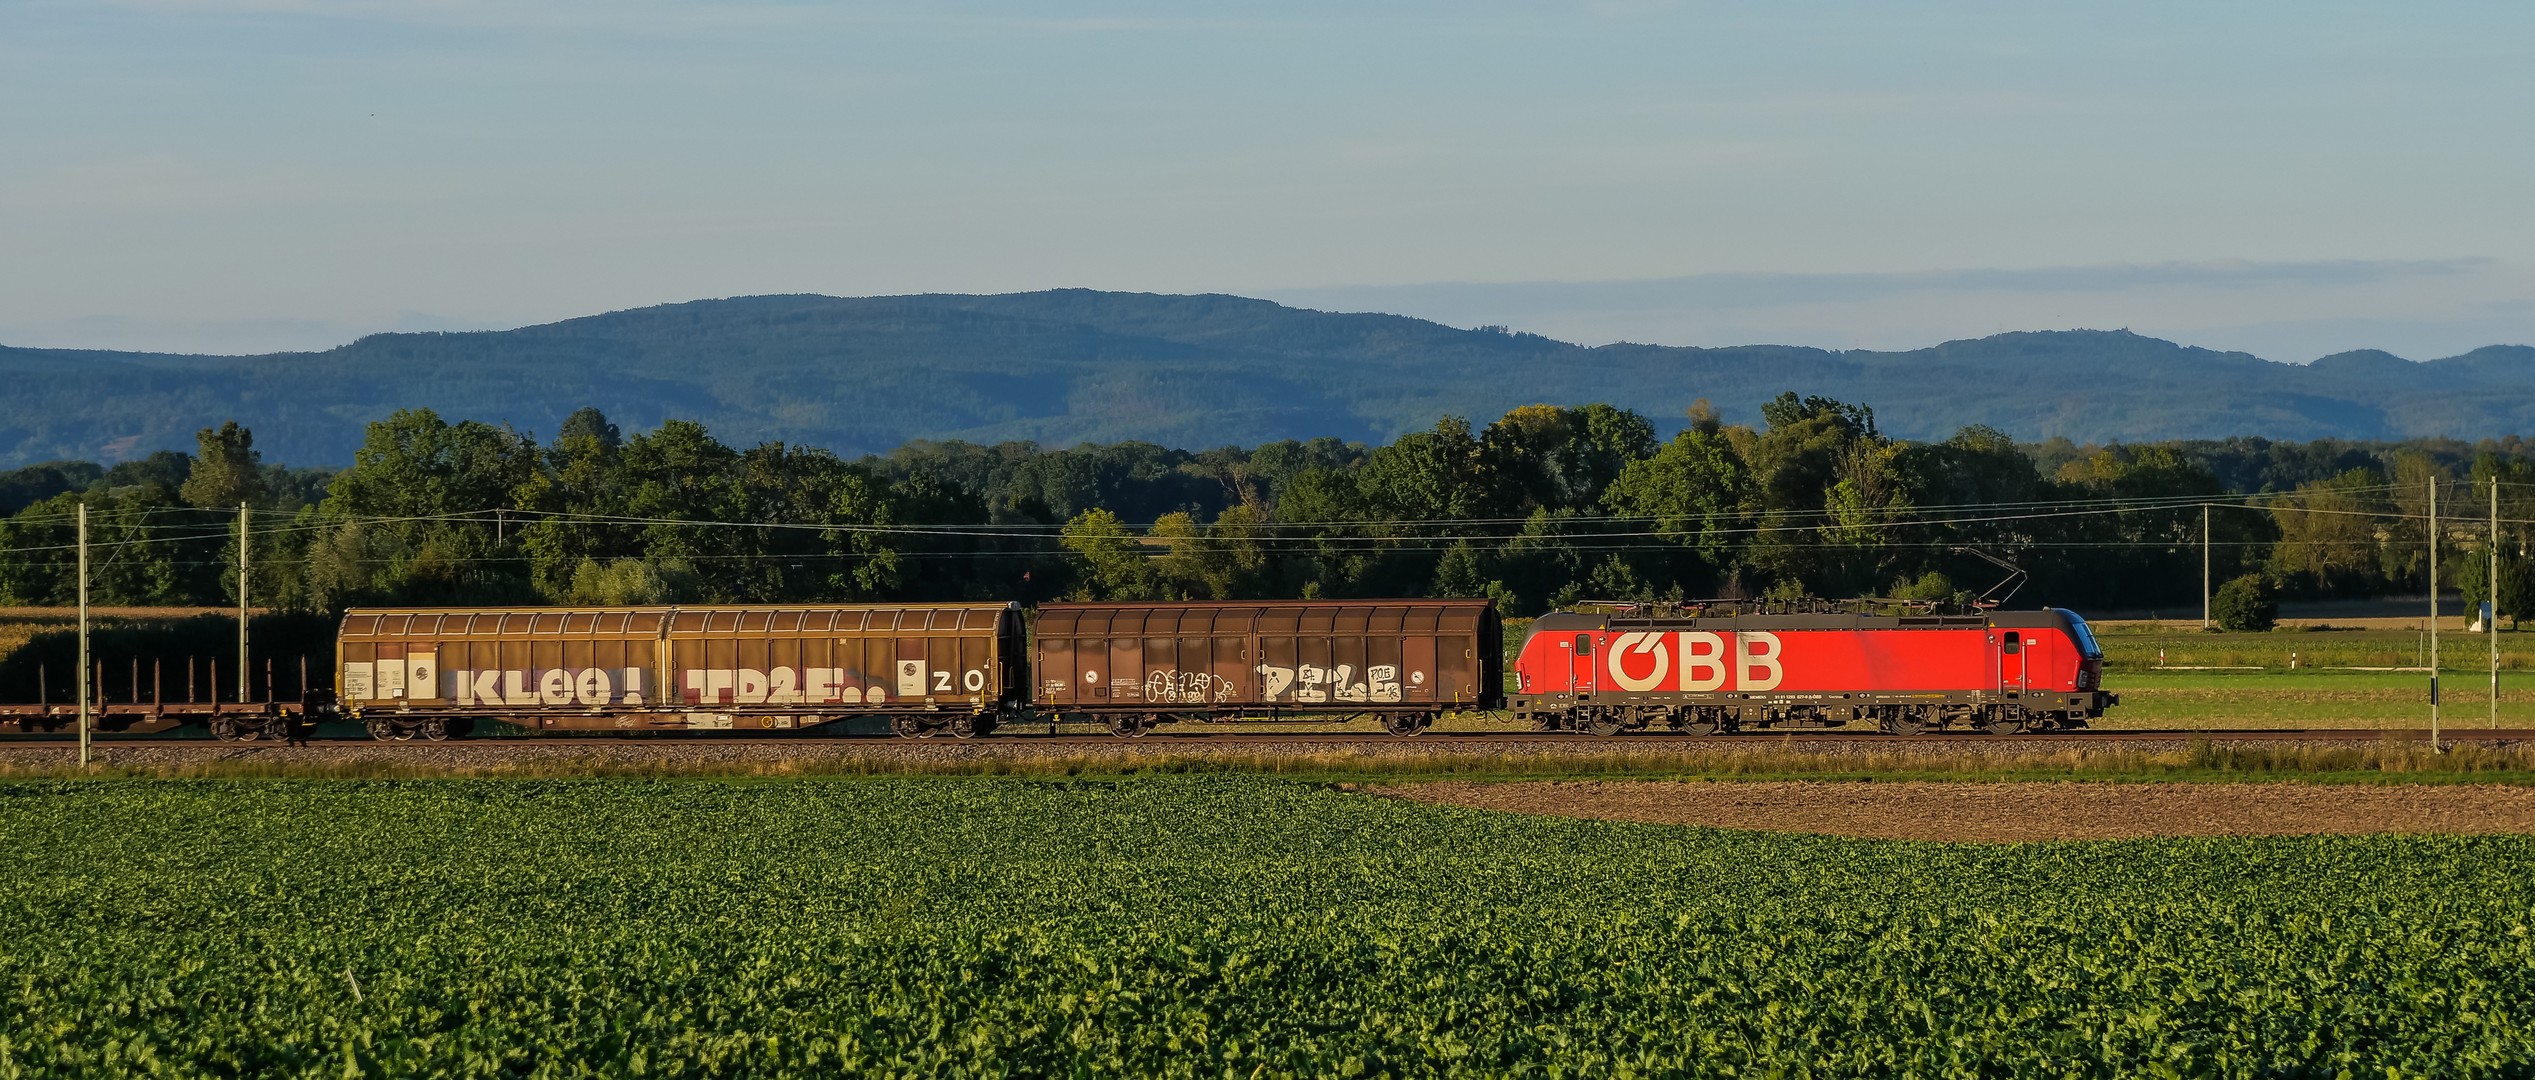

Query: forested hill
<box><xmin>4</xmin><ymin>289</ymin><xmax>2531</xmax><ymax>468</ymax></box>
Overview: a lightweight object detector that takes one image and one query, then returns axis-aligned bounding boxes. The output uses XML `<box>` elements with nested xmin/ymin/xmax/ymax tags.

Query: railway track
<box><xmin>7</xmin><ymin>727</ymin><xmax>2531</xmax><ymax>746</ymax></box>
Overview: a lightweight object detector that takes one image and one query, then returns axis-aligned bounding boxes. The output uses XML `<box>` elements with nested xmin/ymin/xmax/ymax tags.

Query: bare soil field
<box><xmin>1379</xmin><ymin>779</ymin><xmax>2535</xmax><ymax>841</ymax></box>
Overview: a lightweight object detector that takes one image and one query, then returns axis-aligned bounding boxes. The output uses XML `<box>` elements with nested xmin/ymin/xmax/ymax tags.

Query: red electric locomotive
<box><xmin>1511</xmin><ymin>605</ymin><xmax>2117</xmax><ymax>735</ymax></box>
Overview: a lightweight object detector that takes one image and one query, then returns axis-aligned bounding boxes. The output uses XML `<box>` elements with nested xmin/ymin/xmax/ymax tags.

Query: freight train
<box><xmin>0</xmin><ymin>597</ymin><xmax>2120</xmax><ymax>740</ymax></box>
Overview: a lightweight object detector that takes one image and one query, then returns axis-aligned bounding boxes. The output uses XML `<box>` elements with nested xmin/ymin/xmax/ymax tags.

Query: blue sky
<box><xmin>5</xmin><ymin>1</ymin><xmax>2531</xmax><ymax>359</ymax></box>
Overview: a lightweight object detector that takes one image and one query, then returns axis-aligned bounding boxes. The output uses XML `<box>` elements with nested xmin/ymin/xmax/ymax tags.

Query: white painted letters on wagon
<box><xmin>441</xmin><ymin>667</ymin><xmax>648</xmax><ymax>706</ymax></box>
<box><xmin>679</xmin><ymin>667</ymin><xmax>884</xmax><ymax>705</ymax></box>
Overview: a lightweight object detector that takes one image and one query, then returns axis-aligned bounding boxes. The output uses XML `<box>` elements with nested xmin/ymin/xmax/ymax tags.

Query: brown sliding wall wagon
<box><xmin>1032</xmin><ymin>599</ymin><xmax>1503</xmax><ymax>736</ymax></box>
<box><xmin>333</xmin><ymin>603</ymin><xmax>1026</xmax><ymax>740</ymax></box>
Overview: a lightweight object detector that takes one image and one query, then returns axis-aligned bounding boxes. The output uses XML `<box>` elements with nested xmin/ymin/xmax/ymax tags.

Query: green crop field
<box><xmin>2090</xmin><ymin>624</ymin><xmax>2535</xmax><ymax>673</ymax></box>
<box><xmin>2091</xmin><ymin>669</ymin><xmax>2531</xmax><ymax>729</ymax></box>
<box><xmin>3</xmin><ymin>777</ymin><xmax>2529</xmax><ymax>1077</ymax></box>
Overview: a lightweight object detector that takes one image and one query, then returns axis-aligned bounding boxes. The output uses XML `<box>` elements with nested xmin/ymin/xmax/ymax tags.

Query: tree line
<box><xmin>6</xmin><ymin>397</ymin><xmax>2535</xmax><ymax>620</ymax></box>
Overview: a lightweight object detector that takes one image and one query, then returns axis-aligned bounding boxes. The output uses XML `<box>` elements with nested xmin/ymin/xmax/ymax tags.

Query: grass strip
<box><xmin>10</xmin><ymin>733</ymin><xmax>2535</xmax><ymax>784</ymax></box>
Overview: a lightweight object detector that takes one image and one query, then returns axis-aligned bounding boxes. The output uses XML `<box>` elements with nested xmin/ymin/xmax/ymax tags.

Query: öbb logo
<box><xmin>1604</xmin><ymin>631</ymin><xmax>1783</xmax><ymax>692</ymax></box>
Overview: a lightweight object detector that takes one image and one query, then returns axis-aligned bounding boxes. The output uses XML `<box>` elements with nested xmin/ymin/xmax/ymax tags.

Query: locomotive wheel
<box><xmin>1983</xmin><ymin>711</ymin><xmax>2028</xmax><ymax>736</ymax></box>
<box><xmin>1585</xmin><ymin>711</ymin><xmax>1625</xmax><ymax>737</ymax></box>
<box><xmin>890</xmin><ymin>715</ymin><xmax>925</xmax><ymax>740</ymax></box>
<box><xmin>1884</xmin><ymin>710</ymin><xmax>1928</xmax><ymax>736</ymax></box>
<box><xmin>1683</xmin><ymin>714</ymin><xmax>1721</xmax><ymax>737</ymax></box>
<box><xmin>419</xmin><ymin>718</ymin><xmax>451</xmax><ymax>742</ymax></box>
<box><xmin>950</xmin><ymin>715</ymin><xmax>979</xmax><ymax>740</ymax></box>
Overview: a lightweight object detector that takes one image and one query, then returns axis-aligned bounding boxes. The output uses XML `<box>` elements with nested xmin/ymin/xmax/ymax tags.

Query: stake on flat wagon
<box><xmin>2430</xmin><ymin>476</ymin><xmax>2441</xmax><ymax>753</ymax></box>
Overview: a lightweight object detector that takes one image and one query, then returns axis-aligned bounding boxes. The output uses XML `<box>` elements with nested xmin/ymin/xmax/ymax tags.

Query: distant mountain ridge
<box><xmin>3</xmin><ymin>289</ymin><xmax>2530</xmax><ymax>468</ymax></box>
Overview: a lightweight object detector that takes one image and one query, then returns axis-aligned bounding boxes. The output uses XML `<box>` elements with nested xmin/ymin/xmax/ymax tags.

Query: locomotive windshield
<box><xmin>2053</xmin><ymin>608</ymin><xmax>2104</xmax><ymax>658</ymax></box>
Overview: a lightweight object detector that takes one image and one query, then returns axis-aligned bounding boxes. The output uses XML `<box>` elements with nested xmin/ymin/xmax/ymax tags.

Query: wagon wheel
<box><xmin>890</xmin><ymin>715</ymin><xmax>926</xmax><ymax>740</ymax></box>
<box><xmin>419</xmin><ymin>718</ymin><xmax>451</xmax><ymax>742</ymax></box>
<box><xmin>1884</xmin><ymin>709</ymin><xmax>1928</xmax><ymax>736</ymax></box>
<box><xmin>211</xmin><ymin>717</ymin><xmax>240</xmax><ymax>742</ymax></box>
<box><xmin>1683</xmin><ymin>713</ymin><xmax>1722</xmax><ymax>737</ymax></box>
<box><xmin>1381</xmin><ymin>712</ymin><xmax>1425</xmax><ymax>737</ymax></box>
<box><xmin>949</xmin><ymin>715</ymin><xmax>979</xmax><ymax>740</ymax></box>
<box><xmin>1982</xmin><ymin>710</ymin><xmax>2028</xmax><ymax>736</ymax></box>
<box><xmin>1105</xmin><ymin>714</ymin><xmax>1140</xmax><ymax>739</ymax></box>
<box><xmin>232</xmin><ymin>723</ymin><xmax>262</xmax><ymax>743</ymax></box>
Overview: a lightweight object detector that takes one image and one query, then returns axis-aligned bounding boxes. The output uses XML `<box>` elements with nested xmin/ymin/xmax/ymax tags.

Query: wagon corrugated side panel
<box><xmin>337</xmin><ymin>603</ymin><xmax>1023</xmax><ymax>733</ymax></box>
<box><xmin>1034</xmin><ymin>600</ymin><xmax>1501</xmax><ymax>713</ymax></box>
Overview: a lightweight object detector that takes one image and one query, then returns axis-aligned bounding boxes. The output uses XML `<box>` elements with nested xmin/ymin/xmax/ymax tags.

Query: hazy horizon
<box><xmin>10</xmin><ymin>263</ymin><xmax>2530</xmax><ymax>366</ymax></box>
